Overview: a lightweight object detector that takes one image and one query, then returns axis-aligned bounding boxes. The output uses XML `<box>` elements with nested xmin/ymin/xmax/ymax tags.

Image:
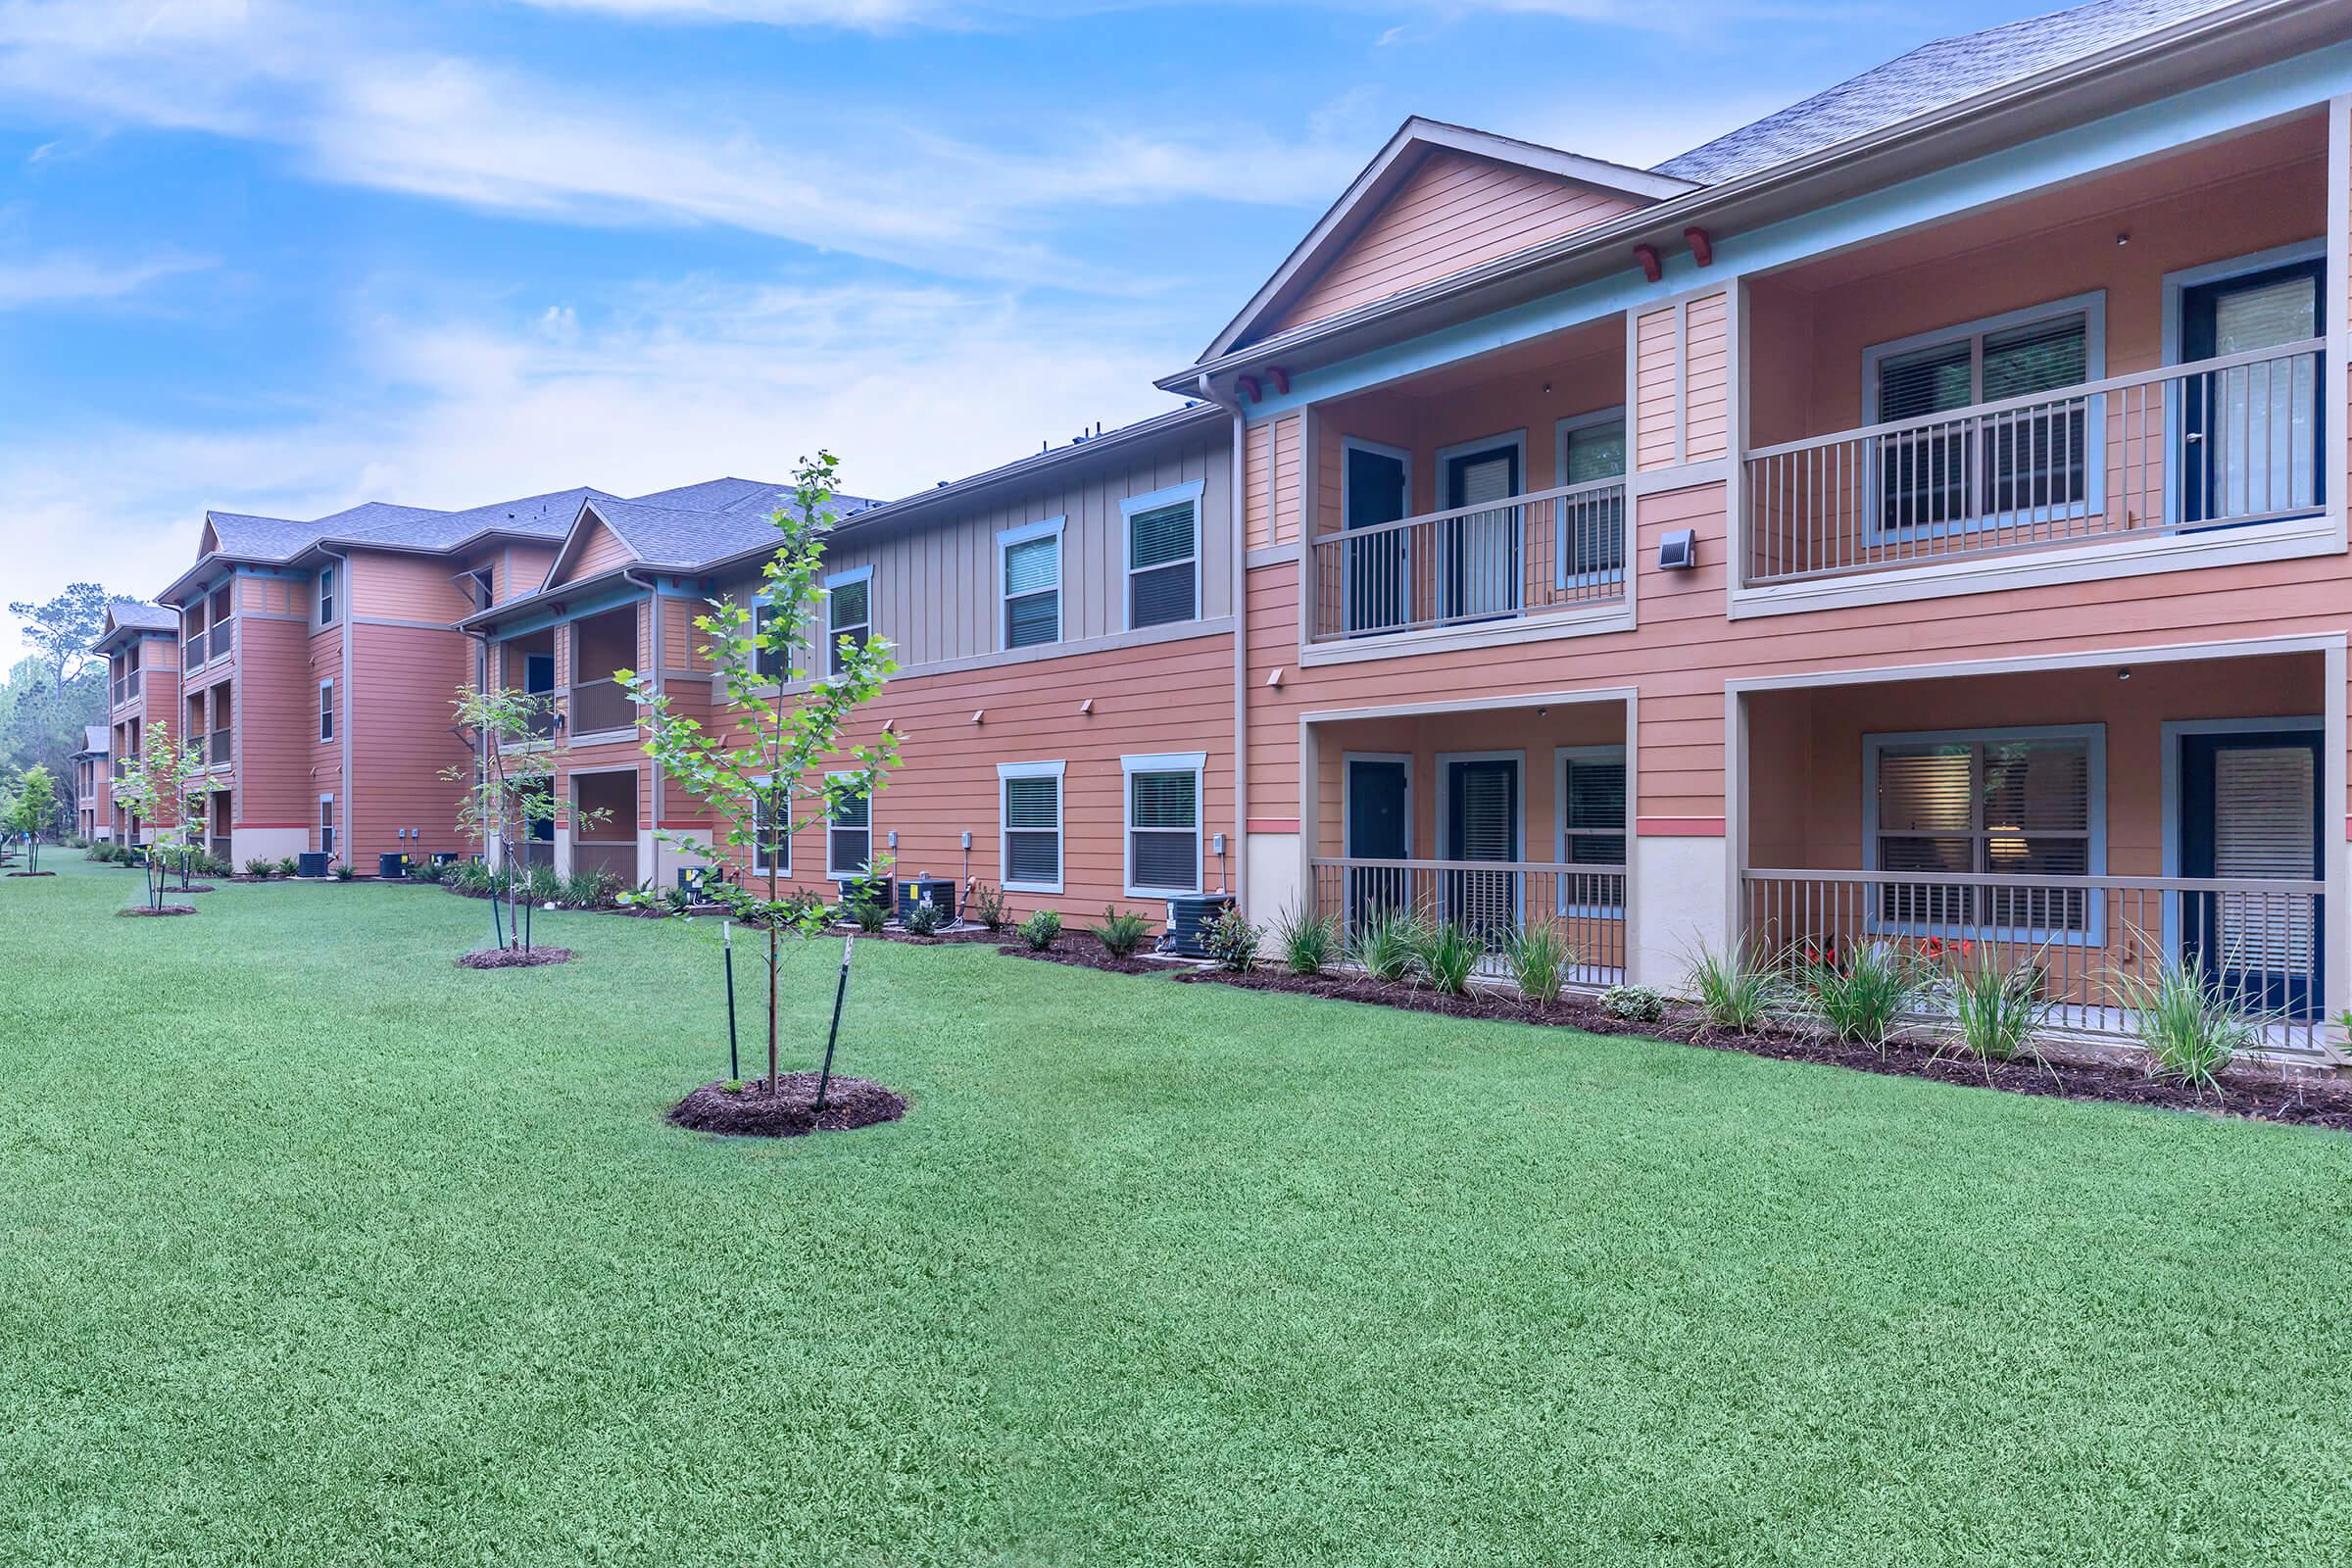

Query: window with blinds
<box><xmin>1127</xmin><ymin>500</ymin><xmax>1198</xmax><ymax>629</ymax></box>
<box><xmin>1004</xmin><ymin>534</ymin><xmax>1059</xmax><ymax>649</ymax></box>
<box><xmin>826</xmin><ymin>780</ymin><xmax>870</xmax><ymax>879</ymax></box>
<box><xmin>1872</xmin><ymin>732</ymin><xmax>2095</xmax><ymax>932</ymax></box>
<box><xmin>752</xmin><ymin>599</ymin><xmax>787</xmax><ymax>681</ymax></box>
<box><xmin>1559</xmin><ymin>750</ymin><xmax>1627</xmax><ymax>911</ymax></box>
<box><xmin>752</xmin><ymin>784</ymin><xmax>788</xmax><ymax>875</ymax></box>
<box><xmin>1873</xmin><ymin>305</ymin><xmax>2092</xmax><ymax>529</ymax></box>
<box><xmin>1001</xmin><ymin>769</ymin><xmax>1062</xmax><ymax>892</ymax></box>
<box><xmin>1127</xmin><ymin>767</ymin><xmax>1200</xmax><ymax>894</ymax></box>
<box><xmin>826</xmin><ymin>574</ymin><xmax>869</xmax><ymax>676</ymax></box>
<box><xmin>1559</xmin><ymin>416</ymin><xmax>1627</xmax><ymax>581</ymax></box>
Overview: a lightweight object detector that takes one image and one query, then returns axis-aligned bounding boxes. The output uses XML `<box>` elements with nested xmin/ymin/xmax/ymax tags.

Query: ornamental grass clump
<box><xmin>1504</xmin><ymin>920</ymin><xmax>1574</xmax><ymax>1004</ymax></box>
<box><xmin>1686</xmin><ymin>946</ymin><xmax>1787</xmax><ymax>1035</ymax></box>
<box><xmin>2116</xmin><ymin>956</ymin><xmax>2264</xmax><ymax>1092</ymax></box>
<box><xmin>1938</xmin><ymin>954</ymin><xmax>2052</xmax><ymax>1068</ymax></box>
<box><xmin>1415</xmin><ymin>920</ymin><xmax>1484</xmax><ymax>998</ymax></box>
<box><xmin>1086</xmin><ymin>907</ymin><xmax>1152</xmax><ymax>958</ymax></box>
<box><xmin>1346</xmin><ymin>910</ymin><xmax>1422</xmax><ymax>983</ymax></box>
<box><xmin>1272</xmin><ymin>906</ymin><xmax>1339</xmax><ymax>975</ymax></box>
<box><xmin>1018</xmin><ymin>908</ymin><xmax>1062</xmax><ymax>951</ymax></box>
<box><xmin>1799</xmin><ymin>941</ymin><xmax>1928</xmax><ymax>1053</ymax></box>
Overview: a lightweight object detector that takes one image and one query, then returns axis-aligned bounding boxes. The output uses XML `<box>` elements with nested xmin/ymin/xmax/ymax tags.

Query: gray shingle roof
<box><xmin>78</xmin><ymin>725</ymin><xmax>109</xmax><ymax>757</ymax></box>
<box><xmin>1655</xmin><ymin>0</ymin><xmax>2238</xmax><ymax>184</ymax></box>
<box><xmin>107</xmin><ymin>600</ymin><xmax>175</xmax><ymax>632</ymax></box>
<box><xmin>579</xmin><ymin>487</ymin><xmax>881</xmax><ymax>571</ymax></box>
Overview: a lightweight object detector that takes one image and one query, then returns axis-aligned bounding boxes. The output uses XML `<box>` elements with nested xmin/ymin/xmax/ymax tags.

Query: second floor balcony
<box><xmin>110</xmin><ymin>669</ymin><xmax>141</xmax><ymax>709</ymax></box>
<box><xmin>1743</xmin><ymin>339</ymin><xmax>2324</xmax><ymax>586</ymax></box>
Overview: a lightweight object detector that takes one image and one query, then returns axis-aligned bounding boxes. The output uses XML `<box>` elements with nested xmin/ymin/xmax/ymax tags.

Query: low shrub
<box><xmin>563</xmin><ymin>867</ymin><xmax>621</xmax><ymax>908</ymax></box>
<box><xmin>275</xmin><ymin>856</ymin><xmax>300</xmax><ymax>878</ymax></box>
<box><xmin>902</xmin><ymin>897</ymin><xmax>950</xmax><ymax>937</ymax></box>
<box><xmin>1086</xmin><ymin>907</ymin><xmax>1152</xmax><ymax>958</ymax></box>
<box><xmin>242</xmin><ymin>856</ymin><xmax>276</xmax><ymax>878</ymax></box>
<box><xmin>2117</xmin><ymin>957</ymin><xmax>2263</xmax><ymax>1091</ymax></box>
<box><xmin>1272</xmin><ymin>905</ymin><xmax>1340</xmax><ymax>976</ymax></box>
<box><xmin>1204</xmin><ymin>908</ymin><xmax>1262</xmax><ymax>972</ymax></box>
<box><xmin>1018</xmin><ymin>908</ymin><xmax>1062</xmax><ymax>952</ymax></box>
<box><xmin>332</xmin><ymin>861</ymin><xmax>356</xmax><ymax>882</ymax></box>
<box><xmin>1686</xmin><ymin>947</ymin><xmax>1787</xmax><ymax>1035</ymax></box>
<box><xmin>964</xmin><ymin>880</ymin><xmax>1008</xmax><ymax>932</ymax></box>
<box><xmin>1347</xmin><ymin>910</ymin><xmax>1423</xmax><ymax>983</ymax></box>
<box><xmin>1415</xmin><ymin>920</ymin><xmax>1483</xmax><ymax>997</ymax></box>
<box><xmin>848</xmin><ymin>899</ymin><xmax>890</xmax><ymax>934</ymax></box>
<box><xmin>1600</xmin><ymin>984</ymin><xmax>1667</xmax><ymax>1023</ymax></box>
<box><xmin>1504</xmin><ymin>920</ymin><xmax>1575</xmax><ymax>1004</ymax></box>
<box><xmin>1937</xmin><ymin>955</ymin><xmax>2051</xmax><ymax>1065</ymax></box>
<box><xmin>1799</xmin><ymin>941</ymin><xmax>1926</xmax><ymax>1052</ymax></box>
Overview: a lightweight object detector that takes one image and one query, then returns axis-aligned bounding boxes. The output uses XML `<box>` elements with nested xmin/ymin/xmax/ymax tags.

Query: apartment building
<box><xmin>70</xmin><ymin>726</ymin><xmax>107</xmax><ymax>843</ymax></box>
<box><xmin>1169</xmin><ymin>0</ymin><xmax>2352</xmax><ymax>1060</ymax></box>
<box><xmin>147</xmin><ymin>479</ymin><xmax>842</xmax><ymax>872</ymax></box>
<box><xmin>461</xmin><ymin>409</ymin><xmax>1237</xmax><ymax>915</ymax></box>
<box><xmin>139</xmin><ymin>0</ymin><xmax>2352</xmax><ymax>1062</ymax></box>
<box><xmin>94</xmin><ymin>601</ymin><xmax>180</xmax><ymax>847</ymax></box>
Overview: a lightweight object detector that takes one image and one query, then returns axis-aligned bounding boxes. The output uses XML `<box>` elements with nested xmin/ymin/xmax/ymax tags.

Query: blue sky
<box><xmin>1</xmin><ymin>0</ymin><xmax>2047</xmax><ymax>658</ymax></box>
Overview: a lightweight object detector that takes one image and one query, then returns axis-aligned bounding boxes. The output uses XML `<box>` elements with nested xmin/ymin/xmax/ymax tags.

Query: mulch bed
<box><xmin>998</xmin><ymin>934</ymin><xmax>1178</xmax><ymax>976</ymax></box>
<box><xmin>668</xmin><ymin>1072</ymin><xmax>907</xmax><ymax>1138</ymax></box>
<box><xmin>456</xmin><ymin>946</ymin><xmax>575</xmax><ymax>969</ymax></box>
<box><xmin>1174</xmin><ymin>965</ymin><xmax>2352</xmax><ymax>1132</ymax></box>
<box><xmin>116</xmin><ymin>905</ymin><xmax>199</xmax><ymax>917</ymax></box>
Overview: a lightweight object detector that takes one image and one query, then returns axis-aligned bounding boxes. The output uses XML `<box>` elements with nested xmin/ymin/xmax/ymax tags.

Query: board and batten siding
<box><xmin>730</xmin><ymin>422</ymin><xmax>1234</xmax><ymax>673</ymax></box>
<box><xmin>1270</xmin><ymin>151</ymin><xmax>1643</xmax><ymax>337</ymax></box>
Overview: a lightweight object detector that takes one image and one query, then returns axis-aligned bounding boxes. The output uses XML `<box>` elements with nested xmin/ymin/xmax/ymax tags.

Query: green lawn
<box><xmin>6</xmin><ymin>853</ymin><xmax>2352</xmax><ymax>1566</ymax></box>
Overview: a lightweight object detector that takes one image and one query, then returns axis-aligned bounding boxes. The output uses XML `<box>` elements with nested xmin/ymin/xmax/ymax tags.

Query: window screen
<box><xmin>1003</xmin><ymin>773</ymin><xmax>1061</xmax><ymax>889</ymax></box>
<box><xmin>1004</xmin><ymin>536</ymin><xmax>1058</xmax><ymax>649</ymax></box>
<box><xmin>1128</xmin><ymin>768</ymin><xmax>1199</xmax><ymax>893</ymax></box>
<box><xmin>827</xmin><ymin>576</ymin><xmax>869</xmax><ymax>676</ymax></box>
<box><xmin>1128</xmin><ymin>501</ymin><xmax>1197</xmax><ymax>629</ymax></box>
<box><xmin>828</xmin><ymin>783</ymin><xmax>870</xmax><ymax>877</ymax></box>
<box><xmin>1874</xmin><ymin>310</ymin><xmax>2090</xmax><ymax>527</ymax></box>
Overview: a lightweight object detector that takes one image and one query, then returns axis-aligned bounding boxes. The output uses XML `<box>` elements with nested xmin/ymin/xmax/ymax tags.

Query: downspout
<box><xmin>1200</xmin><ymin>373</ymin><xmax>1249</xmax><ymax>914</ymax></box>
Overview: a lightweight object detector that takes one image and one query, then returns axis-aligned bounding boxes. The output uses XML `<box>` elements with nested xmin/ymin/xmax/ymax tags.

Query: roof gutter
<box><xmin>1163</xmin><ymin>0</ymin><xmax>2328</xmax><ymax>391</ymax></box>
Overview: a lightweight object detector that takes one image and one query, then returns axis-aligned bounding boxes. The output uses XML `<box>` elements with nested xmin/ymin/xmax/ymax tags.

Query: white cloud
<box><xmin>0</xmin><ymin>274</ymin><xmax>1200</xmax><ymax>659</ymax></box>
<box><xmin>0</xmin><ymin>249</ymin><xmax>213</xmax><ymax>309</ymax></box>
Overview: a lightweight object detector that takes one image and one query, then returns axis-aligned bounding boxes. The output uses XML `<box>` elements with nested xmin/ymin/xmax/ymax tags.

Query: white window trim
<box><xmin>1121</xmin><ymin>480</ymin><xmax>1203</xmax><ymax>631</ymax></box>
<box><xmin>1121</xmin><ymin>751</ymin><xmax>1205</xmax><ymax>898</ymax></box>
<box><xmin>1861</xmin><ymin>722</ymin><xmax>2107</xmax><ymax>946</ymax></box>
<box><xmin>1552</xmin><ymin>405</ymin><xmax>1628</xmax><ymax>591</ymax></box>
<box><xmin>997</xmin><ymin>515</ymin><xmax>1064</xmax><ymax>652</ymax></box>
<box><xmin>318</xmin><ymin>793</ymin><xmax>336</xmax><ymax>858</ymax></box>
<box><xmin>822</xmin><ymin>564</ymin><xmax>873</xmax><ymax>677</ymax></box>
<box><xmin>997</xmin><ymin>759</ymin><xmax>1067</xmax><ymax>896</ymax></box>
<box><xmin>1553</xmin><ymin>744</ymin><xmax>1627</xmax><ymax>916</ymax></box>
<box><xmin>317</xmin><ymin>565</ymin><xmax>337</xmax><ymax>626</ymax></box>
<box><xmin>749</xmin><ymin>772</ymin><xmax>789</xmax><ymax>877</ymax></box>
<box><xmin>318</xmin><ymin>678</ymin><xmax>334</xmax><ymax>743</ymax></box>
<box><xmin>1436</xmin><ymin>749</ymin><xmax>1526</xmax><ymax>925</ymax></box>
<box><xmin>823</xmin><ymin>768</ymin><xmax>874</xmax><ymax>882</ymax></box>
<box><xmin>1860</xmin><ymin>290</ymin><xmax>2108</xmax><ymax>542</ymax></box>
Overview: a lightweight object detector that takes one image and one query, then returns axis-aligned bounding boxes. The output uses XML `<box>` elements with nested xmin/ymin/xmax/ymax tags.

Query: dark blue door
<box><xmin>1345</xmin><ymin>446</ymin><xmax>1408</xmax><ymax>634</ymax></box>
<box><xmin>1346</xmin><ymin>758</ymin><xmax>1409</xmax><ymax>924</ymax></box>
<box><xmin>2180</xmin><ymin>258</ymin><xmax>2325</xmax><ymax>526</ymax></box>
<box><xmin>2180</xmin><ymin>729</ymin><xmax>2321</xmax><ymax>1016</ymax></box>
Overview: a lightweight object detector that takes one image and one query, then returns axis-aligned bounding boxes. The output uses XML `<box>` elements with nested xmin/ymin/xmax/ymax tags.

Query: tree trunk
<box><xmin>767</xmin><ymin>919</ymin><xmax>781</xmax><ymax>1095</ymax></box>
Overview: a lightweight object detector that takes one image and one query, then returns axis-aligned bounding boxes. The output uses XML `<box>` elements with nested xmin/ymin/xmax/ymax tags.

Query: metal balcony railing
<box><xmin>1308</xmin><ymin>856</ymin><xmax>1627</xmax><ymax>987</ymax></box>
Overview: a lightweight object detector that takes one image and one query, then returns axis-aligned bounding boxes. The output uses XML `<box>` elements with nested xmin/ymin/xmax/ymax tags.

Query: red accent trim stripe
<box><xmin>1247</xmin><ymin>817</ymin><xmax>1301</xmax><ymax>835</ymax></box>
<box><xmin>1637</xmin><ymin>815</ymin><xmax>1725</xmax><ymax>837</ymax></box>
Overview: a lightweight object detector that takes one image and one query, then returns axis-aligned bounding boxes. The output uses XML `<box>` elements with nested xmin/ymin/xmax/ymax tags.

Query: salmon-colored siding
<box><xmin>1272</xmin><ymin>151</ymin><xmax>1642</xmax><ymax>336</ymax></box>
<box><xmin>556</xmin><ymin>520</ymin><xmax>635</xmax><ymax>586</ymax></box>
<box><xmin>1245</xmin><ymin>414</ymin><xmax>1301</xmax><ymax>547</ymax></box>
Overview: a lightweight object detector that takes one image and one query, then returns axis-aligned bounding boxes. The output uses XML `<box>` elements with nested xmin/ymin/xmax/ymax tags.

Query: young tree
<box><xmin>111</xmin><ymin>723</ymin><xmax>208</xmax><ymax>911</ymax></box>
<box><xmin>10</xmin><ymin>763</ymin><xmax>56</xmax><ymax>871</ymax></box>
<box><xmin>620</xmin><ymin>452</ymin><xmax>901</xmax><ymax>1094</ymax></box>
<box><xmin>444</xmin><ymin>688</ymin><xmax>600</xmax><ymax>959</ymax></box>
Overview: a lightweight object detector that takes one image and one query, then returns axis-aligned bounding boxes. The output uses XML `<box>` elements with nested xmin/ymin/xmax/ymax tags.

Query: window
<box><xmin>999</xmin><ymin>760</ymin><xmax>1065</xmax><ymax>894</ymax></box>
<box><xmin>751</xmin><ymin>780</ymin><xmax>788</xmax><ymax>876</ymax></box>
<box><xmin>1555</xmin><ymin>410</ymin><xmax>1627</xmax><ymax>584</ymax></box>
<box><xmin>999</xmin><ymin>517</ymin><xmax>1062</xmax><ymax>650</ymax></box>
<box><xmin>1556</xmin><ymin>746</ymin><xmax>1628</xmax><ymax>913</ymax></box>
<box><xmin>318</xmin><ymin>679</ymin><xmax>334</xmax><ymax>743</ymax></box>
<box><xmin>751</xmin><ymin>596</ymin><xmax>787</xmax><ymax>682</ymax></box>
<box><xmin>1865</xmin><ymin>295</ymin><xmax>2102</xmax><ymax>531</ymax></box>
<box><xmin>471</xmin><ymin>568</ymin><xmax>495</xmax><ymax>612</ymax></box>
<box><xmin>318</xmin><ymin>796</ymin><xmax>336</xmax><ymax>858</ymax></box>
<box><xmin>825</xmin><ymin>775</ymin><xmax>870</xmax><ymax>880</ymax></box>
<box><xmin>1123</xmin><ymin>482</ymin><xmax>1201</xmax><ymax>629</ymax></box>
<box><xmin>824</xmin><ymin>567</ymin><xmax>870</xmax><ymax>676</ymax></box>
<box><xmin>1867</xmin><ymin>726</ymin><xmax>2103</xmax><ymax>938</ymax></box>
<box><xmin>1123</xmin><ymin>753</ymin><xmax>1203</xmax><ymax>896</ymax></box>
<box><xmin>318</xmin><ymin>565</ymin><xmax>337</xmax><ymax>624</ymax></box>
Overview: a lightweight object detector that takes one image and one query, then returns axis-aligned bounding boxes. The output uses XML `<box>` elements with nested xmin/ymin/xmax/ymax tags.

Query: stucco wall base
<box><xmin>1629</xmin><ymin>834</ymin><xmax>1727</xmax><ymax>993</ymax></box>
<box><xmin>1247</xmin><ymin>832</ymin><xmax>1303</xmax><ymax>923</ymax></box>
<box><xmin>232</xmin><ymin>826</ymin><xmax>308</xmax><ymax>864</ymax></box>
